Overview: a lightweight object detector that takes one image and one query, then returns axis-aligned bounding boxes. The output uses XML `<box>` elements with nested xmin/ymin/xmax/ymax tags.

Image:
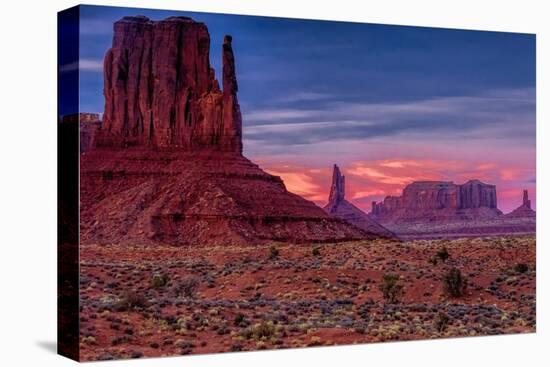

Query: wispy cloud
<box><xmin>243</xmin><ymin>87</ymin><xmax>535</xmax><ymax>145</ymax></box>
<box><xmin>59</xmin><ymin>59</ymin><xmax>103</xmax><ymax>73</ymax></box>
<box><xmin>274</xmin><ymin>91</ymin><xmax>333</xmax><ymax>103</ymax></box>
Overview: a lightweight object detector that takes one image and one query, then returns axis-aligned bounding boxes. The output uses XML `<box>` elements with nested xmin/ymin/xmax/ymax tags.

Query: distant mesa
<box><xmin>323</xmin><ymin>165</ymin><xmax>397</xmax><ymax>239</ymax></box>
<box><xmin>369</xmin><ymin>180</ymin><xmax>535</xmax><ymax>239</ymax></box>
<box><xmin>79</xmin><ymin>16</ymin><xmax>378</xmax><ymax>246</ymax></box>
<box><xmin>371</xmin><ymin>180</ymin><xmax>502</xmax><ymax>222</ymax></box>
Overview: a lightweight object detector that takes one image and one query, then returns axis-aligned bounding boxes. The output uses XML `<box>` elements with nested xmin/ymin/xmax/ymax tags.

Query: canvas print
<box><xmin>58</xmin><ymin>5</ymin><xmax>536</xmax><ymax>361</ymax></box>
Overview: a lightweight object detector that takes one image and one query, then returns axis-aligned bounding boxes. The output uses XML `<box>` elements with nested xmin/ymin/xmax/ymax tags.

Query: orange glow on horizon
<box><xmin>256</xmin><ymin>157</ymin><xmax>536</xmax><ymax>214</ymax></box>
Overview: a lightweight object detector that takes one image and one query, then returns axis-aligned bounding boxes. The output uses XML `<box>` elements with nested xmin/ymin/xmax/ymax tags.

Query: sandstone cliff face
<box><xmin>98</xmin><ymin>16</ymin><xmax>242</xmax><ymax>153</ymax></box>
<box><xmin>324</xmin><ymin>165</ymin><xmax>396</xmax><ymax>238</ymax></box>
<box><xmin>371</xmin><ymin>180</ymin><xmax>502</xmax><ymax>222</ymax></box>
<box><xmin>80</xmin><ymin>17</ymin><xmax>375</xmax><ymax>246</ymax></box>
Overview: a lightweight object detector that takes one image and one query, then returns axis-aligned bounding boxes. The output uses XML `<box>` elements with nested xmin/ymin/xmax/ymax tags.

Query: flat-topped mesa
<box><xmin>328</xmin><ymin>164</ymin><xmax>346</xmax><ymax>205</ymax></box>
<box><xmin>371</xmin><ymin>179</ymin><xmax>502</xmax><ymax>222</ymax></box>
<box><xmin>97</xmin><ymin>16</ymin><xmax>242</xmax><ymax>153</ymax></box>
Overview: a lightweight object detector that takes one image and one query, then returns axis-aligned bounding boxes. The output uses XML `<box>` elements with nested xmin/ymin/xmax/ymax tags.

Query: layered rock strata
<box><xmin>371</xmin><ymin>180</ymin><xmax>502</xmax><ymax>222</ymax></box>
<box><xmin>80</xmin><ymin>16</ymin><xmax>377</xmax><ymax>246</ymax></box>
<box><xmin>97</xmin><ymin>16</ymin><xmax>242</xmax><ymax>153</ymax></box>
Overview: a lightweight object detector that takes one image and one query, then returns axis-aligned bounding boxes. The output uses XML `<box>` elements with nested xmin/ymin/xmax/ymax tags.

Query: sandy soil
<box><xmin>78</xmin><ymin>235</ymin><xmax>535</xmax><ymax>361</ymax></box>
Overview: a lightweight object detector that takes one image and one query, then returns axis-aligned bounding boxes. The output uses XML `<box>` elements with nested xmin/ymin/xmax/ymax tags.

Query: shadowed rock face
<box><xmin>80</xmin><ymin>16</ymin><xmax>374</xmax><ymax>246</ymax></box>
<box><xmin>98</xmin><ymin>16</ymin><xmax>242</xmax><ymax>153</ymax></box>
<box><xmin>324</xmin><ymin>165</ymin><xmax>396</xmax><ymax>239</ymax></box>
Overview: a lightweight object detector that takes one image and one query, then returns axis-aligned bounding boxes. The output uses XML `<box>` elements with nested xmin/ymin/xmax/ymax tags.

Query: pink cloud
<box><xmin>254</xmin><ymin>156</ymin><xmax>536</xmax><ymax>214</ymax></box>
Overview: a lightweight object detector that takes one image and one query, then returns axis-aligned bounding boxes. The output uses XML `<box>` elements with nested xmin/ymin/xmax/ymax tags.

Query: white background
<box><xmin>0</xmin><ymin>0</ymin><xmax>547</xmax><ymax>365</ymax></box>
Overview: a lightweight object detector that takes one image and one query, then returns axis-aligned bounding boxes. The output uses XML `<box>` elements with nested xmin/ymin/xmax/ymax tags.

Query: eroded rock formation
<box><xmin>323</xmin><ymin>165</ymin><xmax>396</xmax><ymax>238</ymax></box>
<box><xmin>371</xmin><ymin>180</ymin><xmax>502</xmax><ymax>222</ymax></box>
<box><xmin>505</xmin><ymin>189</ymin><xmax>536</xmax><ymax>218</ymax></box>
<box><xmin>368</xmin><ymin>181</ymin><xmax>538</xmax><ymax>239</ymax></box>
<box><xmin>97</xmin><ymin>16</ymin><xmax>242</xmax><ymax>153</ymax></box>
<box><xmin>80</xmin><ymin>16</ymin><xmax>376</xmax><ymax>246</ymax></box>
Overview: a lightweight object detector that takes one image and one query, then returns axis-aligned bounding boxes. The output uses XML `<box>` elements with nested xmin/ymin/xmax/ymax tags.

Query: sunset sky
<box><xmin>72</xmin><ymin>5</ymin><xmax>536</xmax><ymax>213</ymax></box>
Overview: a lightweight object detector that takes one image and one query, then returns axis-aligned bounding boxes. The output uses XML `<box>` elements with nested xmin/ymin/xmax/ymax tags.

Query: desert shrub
<box><xmin>269</xmin><ymin>246</ymin><xmax>279</xmax><ymax>260</ymax></box>
<box><xmin>514</xmin><ymin>263</ymin><xmax>529</xmax><ymax>273</ymax></box>
<box><xmin>243</xmin><ymin>321</ymin><xmax>276</xmax><ymax>341</ymax></box>
<box><xmin>434</xmin><ymin>311</ymin><xmax>450</xmax><ymax>332</ymax></box>
<box><xmin>436</xmin><ymin>247</ymin><xmax>450</xmax><ymax>262</ymax></box>
<box><xmin>234</xmin><ymin>313</ymin><xmax>250</xmax><ymax>327</ymax></box>
<box><xmin>174</xmin><ymin>276</ymin><xmax>199</xmax><ymax>298</ymax></box>
<box><xmin>379</xmin><ymin>274</ymin><xmax>403</xmax><ymax>303</ymax></box>
<box><xmin>231</xmin><ymin>343</ymin><xmax>244</xmax><ymax>352</ymax></box>
<box><xmin>114</xmin><ymin>291</ymin><xmax>149</xmax><ymax>311</ymax></box>
<box><xmin>150</xmin><ymin>273</ymin><xmax>170</xmax><ymax>288</ymax></box>
<box><xmin>253</xmin><ymin>321</ymin><xmax>276</xmax><ymax>340</ymax></box>
<box><xmin>443</xmin><ymin>268</ymin><xmax>467</xmax><ymax>297</ymax></box>
<box><xmin>428</xmin><ymin>256</ymin><xmax>438</xmax><ymax>266</ymax></box>
<box><xmin>312</xmin><ymin>246</ymin><xmax>321</xmax><ymax>257</ymax></box>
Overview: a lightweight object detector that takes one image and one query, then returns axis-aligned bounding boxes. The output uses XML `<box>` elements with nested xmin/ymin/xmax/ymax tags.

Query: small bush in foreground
<box><xmin>434</xmin><ymin>311</ymin><xmax>450</xmax><ymax>332</ymax></box>
<box><xmin>150</xmin><ymin>273</ymin><xmax>170</xmax><ymax>288</ymax></box>
<box><xmin>514</xmin><ymin>263</ymin><xmax>529</xmax><ymax>273</ymax></box>
<box><xmin>242</xmin><ymin>321</ymin><xmax>276</xmax><ymax>341</ymax></box>
<box><xmin>114</xmin><ymin>291</ymin><xmax>149</xmax><ymax>311</ymax></box>
<box><xmin>436</xmin><ymin>247</ymin><xmax>450</xmax><ymax>262</ymax></box>
<box><xmin>443</xmin><ymin>268</ymin><xmax>467</xmax><ymax>297</ymax></box>
<box><xmin>174</xmin><ymin>276</ymin><xmax>199</xmax><ymax>298</ymax></box>
<box><xmin>379</xmin><ymin>273</ymin><xmax>403</xmax><ymax>303</ymax></box>
<box><xmin>269</xmin><ymin>246</ymin><xmax>279</xmax><ymax>260</ymax></box>
<box><xmin>312</xmin><ymin>246</ymin><xmax>321</xmax><ymax>257</ymax></box>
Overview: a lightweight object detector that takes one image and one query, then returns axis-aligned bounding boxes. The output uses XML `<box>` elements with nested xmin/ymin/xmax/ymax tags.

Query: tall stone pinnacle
<box><xmin>328</xmin><ymin>164</ymin><xmax>346</xmax><ymax>205</ymax></box>
<box><xmin>221</xmin><ymin>35</ymin><xmax>243</xmax><ymax>153</ymax></box>
<box><xmin>99</xmin><ymin>16</ymin><xmax>242</xmax><ymax>153</ymax></box>
<box><xmin>324</xmin><ymin>164</ymin><xmax>396</xmax><ymax>238</ymax></box>
<box><xmin>523</xmin><ymin>189</ymin><xmax>531</xmax><ymax>209</ymax></box>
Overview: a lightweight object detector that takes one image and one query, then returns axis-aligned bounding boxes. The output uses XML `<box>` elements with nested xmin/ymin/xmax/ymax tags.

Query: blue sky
<box><xmin>66</xmin><ymin>5</ymin><xmax>536</xmax><ymax>212</ymax></box>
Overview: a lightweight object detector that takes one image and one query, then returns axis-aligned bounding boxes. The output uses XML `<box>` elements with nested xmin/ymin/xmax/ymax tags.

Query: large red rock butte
<box><xmin>80</xmin><ymin>16</ymin><xmax>377</xmax><ymax>246</ymax></box>
<box><xmin>371</xmin><ymin>180</ymin><xmax>503</xmax><ymax>222</ymax></box>
<box><xmin>96</xmin><ymin>16</ymin><xmax>242</xmax><ymax>152</ymax></box>
<box><xmin>323</xmin><ymin>165</ymin><xmax>396</xmax><ymax>239</ymax></box>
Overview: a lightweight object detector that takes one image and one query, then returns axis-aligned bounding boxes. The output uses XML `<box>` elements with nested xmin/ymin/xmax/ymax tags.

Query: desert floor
<box><xmin>79</xmin><ymin>235</ymin><xmax>535</xmax><ymax>361</ymax></box>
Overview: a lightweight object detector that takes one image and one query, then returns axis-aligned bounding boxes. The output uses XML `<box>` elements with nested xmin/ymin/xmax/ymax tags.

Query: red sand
<box><xmin>78</xmin><ymin>235</ymin><xmax>535</xmax><ymax>361</ymax></box>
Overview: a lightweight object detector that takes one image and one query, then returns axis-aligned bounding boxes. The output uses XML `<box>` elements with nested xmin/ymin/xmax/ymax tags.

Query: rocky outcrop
<box><xmin>371</xmin><ymin>180</ymin><xmax>502</xmax><ymax>222</ymax></box>
<box><xmin>323</xmin><ymin>165</ymin><xmax>396</xmax><ymax>238</ymax></box>
<box><xmin>367</xmin><ymin>180</ymin><xmax>538</xmax><ymax>239</ymax></box>
<box><xmin>505</xmin><ymin>190</ymin><xmax>536</xmax><ymax>218</ymax></box>
<box><xmin>81</xmin><ymin>151</ymin><xmax>375</xmax><ymax>245</ymax></box>
<box><xmin>80</xmin><ymin>16</ymin><xmax>377</xmax><ymax>246</ymax></box>
<box><xmin>328</xmin><ymin>164</ymin><xmax>346</xmax><ymax>205</ymax></box>
<box><xmin>61</xmin><ymin>113</ymin><xmax>102</xmax><ymax>153</ymax></box>
<box><xmin>79</xmin><ymin>113</ymin><xmax>102</xmax><ymax>153</ymax></box>
<box><xmin>97</xmin><ymin>16</ymin><xmax>242</xmax><ymax>153</ymax></box>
